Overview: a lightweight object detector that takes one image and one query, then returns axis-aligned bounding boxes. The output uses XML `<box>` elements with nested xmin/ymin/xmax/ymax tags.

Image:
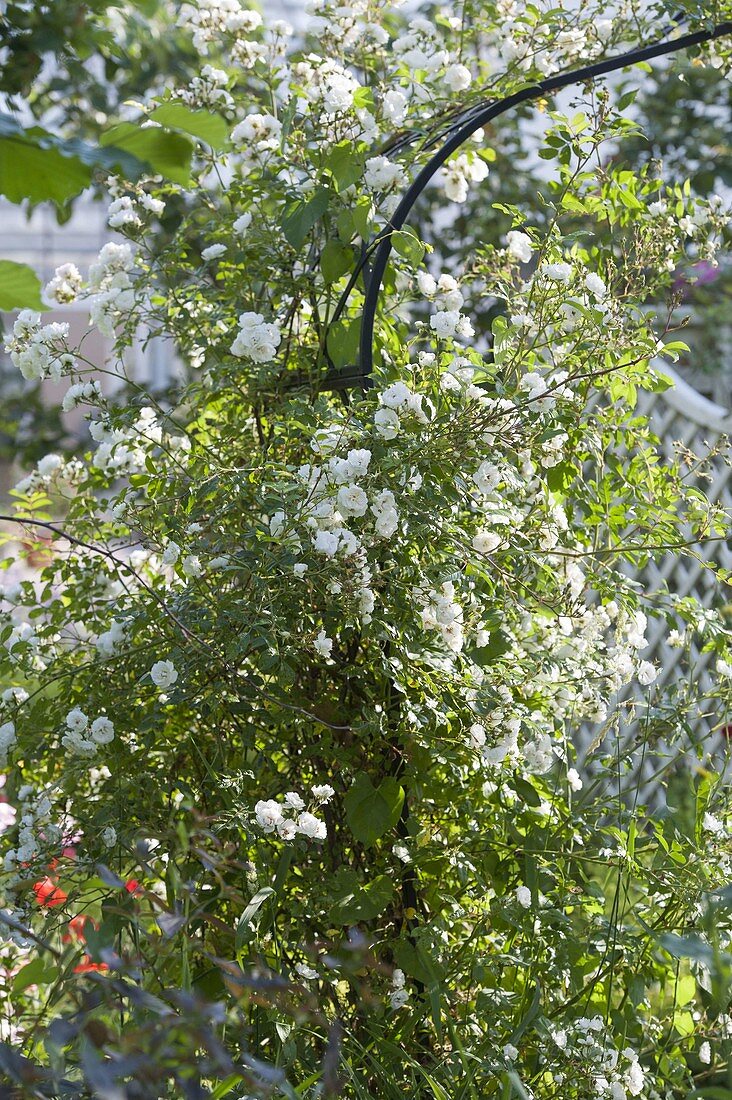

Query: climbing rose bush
<box><xmin>1</xmin><ymin>1</ymin><xmax>732</xmax><ymax>1095</ymax></box>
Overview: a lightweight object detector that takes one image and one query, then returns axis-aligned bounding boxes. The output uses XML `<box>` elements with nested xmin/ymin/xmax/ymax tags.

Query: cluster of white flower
<box><xmin>62</xmin><ymin>380</ymin><xmax>103</xmax><ymax>413</ymax></box>
<box><xmin>292</xmin><ymin>55</ymin><xmax>361</xmax><ymax>117</ymax></box>
<box><xmin>1</xmin><ymin>618</ymin><xmax>40</xmax><ymax>668</ymax></box>
<box><xmin>4</xmin><ymin>311</ymin><xmax>73</xmax><ymax>382</ymax></box>
<box><xmin>433</xmin><ymin>306</ymin><xmax>477</xmax><ymax>341</ymax></box>
<box><xmin>107</xmin><ymin>196</ymin><xmax>142</xmax><ymax>231</ymax></box>
<box><xmin>500</xmin><ymin>598</ymin><xmax>665</xmax><ymax>740</ymax></box>
<box><xmin>89</xmin><ymin>411</ymin><xmax>147</xmax><ymax>476</ymax></box>
<box><xmin>0</xmin><ymin>722</ymin><xmax>16</xmax><ymax>769</ymax></box>
<box><xmin>437</xmin><ymin>353</ymin><xmax>482</xmax><ymax>399</ymax></box>
<box><xmin>177</xmin><ymin>0</ymin><xmax>262</xmax><ymax>53</ymax></box>
<box><xmin>105</xmin><ymin>188</ymin><xmax>165</xmax><ymax>233</ymax></box>
<box><xmin>382</xmin><ymin>88</ymin><xmax>408</xmax><ymax>126</ymax></box>
<box><xmin>86</xmin><ymin>406</ymin><xmax>190</xmax><ymax>478</ymax></box>
<box><xmin>288</xmin><ymin>432</ymin><xmax>402</xmax><ymax>621</ymax></box>
<box><xmin>230</xmin><ymin>112</ymin><xmax>282</xmax><ymax>166</ymax></box>
<box><xmin>392</xmin><ymin>17</ymin><xmax>449</xmax><ymax>76</ymax></box>
<box><xmin>550</xmin><ymin>1017</ymin><xmax>645</xmax><ymax>1098</ymax></box>
<box><xmin>14</xmin><ymin>451</ymin><xmax>82</xmax><ymax>497</ymax></box>
<box><xmin>96</xmin><ymin>619</ymin><xmax>126</xmax><ymax>658</ymax></box>
<box><xmin>3</xmin><ymin>783</ymin><xmax>58</xmax><ymax>872</ymax></box>
<box><xmin>201</xmin><ymin>243</ymin><xmax>227</xmax><ymax>262</ymax></box>
<box><xmin>506</xmin><ymin>230</ymin><xmax>533</xmax><ymax>264</ymax></box>
<box><xmin>441</xmin><ymin>152</ymin><xmax>489</xmax><ymax>203</ymax></box>
<box><xmin>364</xmin><ymin>155</ymin><xmax>406</xmax><ymax>193</ymax></box>
<box><xmin>515</xmin><ymin>884</ymin><xmax>532</xmax><ymax>909</ymax></box>
<box><xmin>232</xmin><ymin>211</ymin><xmax>252</xmax><ymax>236</ymax></box>
<box><xmin>254</xmin><ymin>785</ymin><xmax>333</xmax><ymax>841</ymax></box>
<box><xmin>497</xmin><ymin>16</ymin><xmax>612</xmax><ymax>78</ymax></box>
<box><xmin>374</xmin><ymin>379</ymin><xmax>429</xmax><ymax>440</ymax></box>
<box><xmin>307</xmin><ymin>0</ymin><xmax>388</xmax><ymax>53</ymax></box>
<box><xmin>87</xmin><ymin>241</ymin><xmax>136</xmax><ymax>339</ymax></box>
<box><xmin>230</xmin><ymin>17</ymin><xmax>291</xmax><ymax>69</ymax></box>
<box><xmin>444</xmin><ymin>62</ymin><xmax>472</xmax><ymax>92</ymax></box>
<box><xmin>62</xmin><ymin>707</ymin><xmax>115</xmax><ymax>757</ymax></box>
<box><xmin>230</xmin><ymin>311</ymin><xmax>281</xmax><ymax>362</ymax></box>
<box><xmin>389</xmin><ymin>967</ymin><xmax>409</xmax><ymax>1009</ymax></box>
<box><xmin>177</xmin><ymin>64</ymin><xmax>234</xmax><ymax>112</ymax></box>
<box><xmin>419</xmin><ymin>581</ymin><xmax>464</xmax><ymax>654</ymax></box>
<box><xmin>43</xmin><ymin>262</ymin><xmax>83</xmax><ymax>305</ymax></box>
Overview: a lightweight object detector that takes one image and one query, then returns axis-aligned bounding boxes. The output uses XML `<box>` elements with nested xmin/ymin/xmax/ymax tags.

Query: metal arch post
<box><xmin>336</xmin><ymin>20</ymin><xmax>732</xmax><ymax>389</ymax></box>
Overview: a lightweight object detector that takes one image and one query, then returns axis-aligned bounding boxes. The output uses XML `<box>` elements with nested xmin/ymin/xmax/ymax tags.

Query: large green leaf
<box><xmin>323</xmin><ymin>140</ymin><xmax>365</xmax><ymax>192</ymax></box>
<box><xmin>0</xmin><ymin>261</ymin><xmax>45</xmax><ymax>311</ymax></box>
<box><xmin>0</xmin><ymin>112</ymin><xmax>147</xmax><ymax>208</ymax></box>
<box><xmin>320</xmin><ymin>240</ymin><xmax>352</xmax><ymax>284</ymax></box>
<box><xmin>393</xmin><ymin>938</ymin><xmax>445</xmax><ymax>988</ymax></box>
<box><xmin>0</xmin><ymin>133</ymin><xmax>92</xmax><ymax>206</ymax></box>
<box><xmin>12</xmin><ymin>957</ymin><xmax>56</xmax><ymax>994</ymax></box>
<box><xmin>325</xmin><ymin>316</ymin><xmax>360</xmax><ymax>370</ymax></box>
<box><xmin>329</xmin><ymin>872</ymin><xmax>394</xmax><ymax>924</ymax></box>
<box><xmin>149</xmin><ymin>104</ymin><xmax>229</xmax><ymax>150</ymax></box>
<box><xmin>281</xmin><ymin>187</ymin><xmax>331</xmax><ymax>250</ymax></box>
<box><xmin>344</xmin><ymin>772</ymin><xmax>404</xmax><ymax>848</ymax></box>
<box><xmin>100</xmin><ymin>122</ymin><xmax>193</xmax><ymax>185</ymax></box>
<box><xmin>392</xmin><ymin>229</ymin><xmax>425</xmax><ymax>267</ymax></box>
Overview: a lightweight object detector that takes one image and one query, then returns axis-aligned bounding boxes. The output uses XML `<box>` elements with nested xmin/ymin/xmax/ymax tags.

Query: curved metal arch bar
<box><xmin>334</xmin><ymin>19</ymin><xmax>732</xmax><ymax>390</ymax></box>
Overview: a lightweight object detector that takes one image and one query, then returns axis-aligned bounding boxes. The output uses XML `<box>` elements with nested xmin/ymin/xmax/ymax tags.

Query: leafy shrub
<box><xmin>0</xmin><ymin>1</ymin><xmax>732</xmax><ymax>1096</ymax></box>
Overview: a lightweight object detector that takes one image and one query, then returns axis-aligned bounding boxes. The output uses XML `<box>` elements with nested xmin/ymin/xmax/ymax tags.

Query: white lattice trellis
<box><xmin>577</xmin><ymin>364</ymin><xmax>732</xmax><ymax>789</ymax></box>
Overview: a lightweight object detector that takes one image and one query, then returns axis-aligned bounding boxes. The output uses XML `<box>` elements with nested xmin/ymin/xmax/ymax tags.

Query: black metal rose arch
<box><xmin>322</xmin><ymin>18</ymin><xmax>732</xmax><ymax>393</ymax></box>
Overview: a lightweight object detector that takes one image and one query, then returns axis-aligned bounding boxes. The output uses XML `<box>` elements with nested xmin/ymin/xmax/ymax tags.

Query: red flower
<box><xmin>62</xmin><ymin>914</ymin><xmax>97</xmax><ymax>944</ymax></box>
<box><xmin>33</xmin><ymin>877</ymin><xmax>68</xmax><ymax>909</ymax></box>
<box><xmin>73</xmin><ymin>957</ymin><xmax>107</xmax><ymax>974</ymax></box>
<box><xmin>62</xmin><ymin>914</ymin><xmax>107</xmax><ymax>973</ymax></box>
<box><xmin>124</xmin><ymin>879</ymin><xmax>141</xmax><ymax>895</ymax></box>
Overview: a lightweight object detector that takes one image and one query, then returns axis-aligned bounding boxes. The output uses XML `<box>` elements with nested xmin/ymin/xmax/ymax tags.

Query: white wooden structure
<box><xmin>577</xmin><ymin>349</ymin><xmax>732</xmax><ymax>789</ymax></box>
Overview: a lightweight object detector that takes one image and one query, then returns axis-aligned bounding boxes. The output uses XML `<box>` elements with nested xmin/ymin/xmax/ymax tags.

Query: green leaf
<box><xmin>209</xmin><ymin>1075</ymin><xmax>246</xmax><ymax>1099</ymax></box>
<box><xmin>320</xmin><ymin>240</ymin><xmax>352</xmax><ymax>284</ymax></box>
<box><xmin>352</xmin><ymin>87</ymin><xmax>375</xmax><ymax>112</ymax></box>
<box><xmin>393</xmin><ymin>939</ymin><xmax>444</xmax><ymax>987</ymax></box>
<box><xmin>511</xmin><ymin>776</ymin><xmax>541</xmax><ymax>808</ymax></box>
<box><xmin>392</xmin><ymin>229</ymin><xmax>425</xmax><ymax>267</ymax></box>
<box><xmin>617</xmin><ymin>89</ymin><xmax>638</xmax><ymax>111</ymax></box>
<box><xmin>546</xmin><ymin>461</ymin><xmax>575</xmax><ymax>492</ymax></box>
<box><xmin>235</xmin><ymin>886</ymin><xmax>275</xmax><ymax>948</ymax></box>
<box><xmin>352</xmin><ymin>199</ymin><xmax>371</xmax><ymax>240</ymax></box>
<box><xmin>505</xmin><ymin>1072</ymin><xmax>532</xmax><ymax>1100</ymax></box>
<box><xmin>344</xmin><ymin>772</ymin><xmax>404</xmax><ymax>848</ymax></box>
<box><xmin>281</xmin><ymin>187</ymin><xmax>331</xmax><ymax>250</ymax></box>
<box><xmin>324</xmin><ymin>141</ymin><xmax>364</xmax><ymax>192</ymax></box>
<box><xmin>100</xmin><ymin>122</ymin><xmax>193</xmax><ymax>185</ymax></box>
<box><xmin>660</xmin><ymin>933</ymin><xmax>716</xmax><ymax>965</ymax></box>
<box><xmin>421</xmin><ymin>1076</ymin><xmax>449</xmax><ymax>1100</ymax></box>
<box><xmin>13</xmin><ymin>957</ymin><xmax>55</xmax><ymax>994</ymax></box>
<box><xmin>0</xmin><ymin>261</ymin><xmax>45</xmax><ymax>311</ymax></box>
<box><xmin>471</xmin><ymin>629</ymin><xmax>511</xmax><ymax>665</ymax></box>
<box><xmin>326</xmin><ymin>316</ymin><xmax>360</xmax><ymax>370</ymax></box>
<box><xmin>673</xmin><ymin>1010</ymin><xmax>695</xmax><ymax>1037</ymax></box>
<box><xmin>0</xmin><ymin>133</ymin><xmax>91</xmax><ymax>206</ymax></box>
<box><xmin>336</xmin><ymin>209</ymin><xmax>355</xmax><ymax>243</ymax></box>
<box><xmin>684</xmin><ymin>1090</ymin><xmax>732</xmax><ymax>1099</ymax></box>
<box><xmin>330</xmin><ymin>873</ymin><xmax>394</xmax><ymax>924</ymax></box>
<box><xmin>675</xmin><ymin>973</ymin><xmax>696</xmax><ymax>1005</ymax></box>
<box><xmin>149</xmin><ymin>104</ymin><xmax>229</xmax><ymax>150</ymax></box>
<box><xmin>508</xmin><ymin>980</ymin><xmax>542</xmax><ymax>1046</ymax></box>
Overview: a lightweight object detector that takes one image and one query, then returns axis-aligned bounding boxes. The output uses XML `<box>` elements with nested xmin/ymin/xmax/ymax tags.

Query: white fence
<box><xmin>576</xmin><ymin>358</ymin><xmax>732</xmax><ymax>791</ymax></box>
